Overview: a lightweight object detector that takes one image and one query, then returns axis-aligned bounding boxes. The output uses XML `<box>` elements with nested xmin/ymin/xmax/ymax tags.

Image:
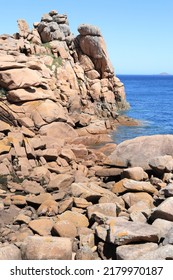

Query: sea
<box><xmin>112</xmin><ymin>75</ymin><xmax>173</xmax><ymax>144</ymax></box>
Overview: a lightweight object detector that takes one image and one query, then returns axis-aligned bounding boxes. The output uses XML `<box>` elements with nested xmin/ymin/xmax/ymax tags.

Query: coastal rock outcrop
<box><xmin>0</xmin><ymin>11</ymin><xmax>129</xmax><ymax>133</ymax></box>
<box><xmin>1</xmin><ymin>9</ymin><xmax>173</xmax><ymax>261</ymax></box>
<box><xmin>77</xmin><ymin>24</ymin><xmax>114</xmax><ymax>78</ymax></box>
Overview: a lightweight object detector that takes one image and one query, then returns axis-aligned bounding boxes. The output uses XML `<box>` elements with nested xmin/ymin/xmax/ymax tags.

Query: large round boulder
<box><xmin>108</xmin><ymin>135</ymin><xmax>173</xmax><ymax>170</ymax></box>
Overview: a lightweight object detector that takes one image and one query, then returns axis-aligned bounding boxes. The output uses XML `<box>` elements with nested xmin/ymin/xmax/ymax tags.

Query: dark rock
<box><xmin>98</xmin><ymin>241</ymin><xmax>117</xmax><ymax>260</ymax></box>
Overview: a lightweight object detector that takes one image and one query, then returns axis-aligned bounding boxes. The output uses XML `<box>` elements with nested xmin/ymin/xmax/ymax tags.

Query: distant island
<box><xmin>159</xmin><ymin>72</ymin><xmax>171</xmax><ymax>75</ymax></box>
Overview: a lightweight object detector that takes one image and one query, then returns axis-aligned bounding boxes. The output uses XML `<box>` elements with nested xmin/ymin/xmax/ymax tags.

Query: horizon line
<box><xmin>116</xmin><ymin>73</ymin><xmax>173</xmax><ymax>76</ymax></box>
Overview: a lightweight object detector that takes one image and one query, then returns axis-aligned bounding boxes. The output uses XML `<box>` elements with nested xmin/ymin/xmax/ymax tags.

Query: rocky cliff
<box><xmin>0</xmin><ymin>10</ymin><xmax>128</xmax><ymax>135</ymax></box>
<box><xmin>3</xmin><ymin>11</ymin><xmax>173</xmax><ymax>260</ymax></box>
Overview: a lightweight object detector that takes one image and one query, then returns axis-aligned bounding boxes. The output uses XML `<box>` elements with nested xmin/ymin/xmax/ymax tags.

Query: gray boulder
<box><xmin>150</xmin><ymin>197</ymin><xmax>173</xmax><ymax>222</ymax></box>
<box><xmin>37</xmin><ymin>22</ymin><xmax>47</xmax><ymax>34</ymax></box>
<box><xmin>163</xmin><ymin>228</ymin><xmax>173</xmax><ymax>245</ymax></box>
<box><xmin>59</xmin><ymin>24</ymin><xmax>71</xmax><ymax>37</ymax></box>
<box><xmin>40</xmin><ymin>27</ymin><xmax>53</xmax><ymax>43</ymax></box>
<box><xmin>164</xmin><ymin>183</ymin><xmax>173</xmax><ymax>197</ymax></box>
<box><xmin>116</xmin><ymin>243</ymin><xmax>158</xmax><ymax>260</ymax></box>
<box><xmin>53</xmin><ymin>14</ymin><xmax>68</xmax><ymax>24</ymax></box>
<box><xmin>152</xmin><ymin>219</ymin><xmax>173</xmax><ymax>239</ymax></box>
<box><xmin>41</xmin><ymin>14</ymin><xmax>53</xmax><ymax>22</ymax></box>
<box><xmin>138</xmin><ymin>244</ymin><xmax>173</xmax><ymax>260</ymax></box>
<box><xmin>47</xmin><ymin>22</ymin><xmax>60</xmax><ymax>31</ymax></box>
<box><xmin>78</xmin><ymin>24</ymin><xmax>101</xmax><ymax>36</ymax></box>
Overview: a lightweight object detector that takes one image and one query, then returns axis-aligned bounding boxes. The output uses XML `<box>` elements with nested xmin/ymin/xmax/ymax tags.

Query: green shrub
<box><xmin>46</xmin><ymin>55</ymin><xmax>63</xmax><ymax>75</ymax></box>
<box><xmin>0</xmin><ymin>87</ymin><xmax>7</xmax><ymax>99</ymax></box>
<box><xmin>42</xmin><ymin>42</ymin><xmax>52</xmax><ymax>50</ymax></box>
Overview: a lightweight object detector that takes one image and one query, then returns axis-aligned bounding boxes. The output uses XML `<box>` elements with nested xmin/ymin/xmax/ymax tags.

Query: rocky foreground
<box><xmin>0</xmin><ymin>10</ymin><xmax>173</xmax><ymax>260</ymax></box>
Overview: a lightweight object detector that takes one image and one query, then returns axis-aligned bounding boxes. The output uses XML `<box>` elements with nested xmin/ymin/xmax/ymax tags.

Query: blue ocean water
<box><xmin>112</xmin><ymin>75</ymin><xmax>173</xmax><ymax>144</ymax></box>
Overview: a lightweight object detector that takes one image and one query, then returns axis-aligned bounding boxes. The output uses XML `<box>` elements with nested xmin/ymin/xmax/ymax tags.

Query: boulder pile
<box><xmin>1</xmin><ymin>10</ymin><xmax>172</xmax><ymax>260</ymax></box>
<box><xmin>1</xmin><ymin>132</ymin><xmax>173</xmax><ymax>260</ymax></box>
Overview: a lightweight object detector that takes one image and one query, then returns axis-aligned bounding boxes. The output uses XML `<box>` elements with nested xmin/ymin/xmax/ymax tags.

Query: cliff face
<box><xmin>0</xmin><ymin>10</ymin><xmax>128</xmax><ymax>134</ymax></box>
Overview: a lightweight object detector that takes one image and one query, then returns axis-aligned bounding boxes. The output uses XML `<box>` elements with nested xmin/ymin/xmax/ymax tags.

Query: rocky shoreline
<box><xmin>0</xmin><ymin>10</ymin><xmax>173</xmax><ymax>260</ymax></box>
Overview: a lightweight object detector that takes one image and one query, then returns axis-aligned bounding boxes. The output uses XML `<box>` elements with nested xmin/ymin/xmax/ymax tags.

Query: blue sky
<box><xmin>1</xmin><ymin>0</ymin><xmax>173</xmax><ymax>74</ymax></box>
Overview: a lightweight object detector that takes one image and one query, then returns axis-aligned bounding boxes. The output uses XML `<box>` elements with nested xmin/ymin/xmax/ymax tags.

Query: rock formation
<box><xmin>108</xmin><ymin>135</ymin><xmax>173</xmax><ymax>170</ymax></box>
<box><xmin>1</xmin><ymin>10</ymin><xmax>173</xmax><ymax>260</ymax></box>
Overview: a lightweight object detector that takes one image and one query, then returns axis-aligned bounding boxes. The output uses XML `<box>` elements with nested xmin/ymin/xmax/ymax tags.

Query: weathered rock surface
<box><xmin>0</xmin><ymin>244</ymin><xmax>21</xmax><ymax>260</ymax></box>
<box><xmin>163</xmin><ymin>228</ymin><xmax>173</xmax><ymax>245</ymax></box>
<box><xmin>47</xmin><ymin>173</ymin><xmax>74</xmax><ymax>191</ymax></box>
<box><xmin>58</xmin><ymin>210</ymin><xmax>89</xmax><ymax>228</ymax></box>
<box><xmin>121</xmin><ymin>167</ymin><xmax>148</xmax><ymax>181</ymax></box>
<box><xmin>26</xmin><ymin>193</ymin><xmax>53</xmax><ymax>205</ymax></box>
<box><xmin>152</xmin><ymin>219</ymin><xmax>173</xmax><ymax>239</ymax></box>
<box><xmin>75</xmin><ymin>246</ymin><xmax>98</xmax><ymax>260</ymax></box>
<box><xmin>7</xmin><ymin>88</ymin><xmax>55</xmax><ymax>103</ymax></box>
<box><xmin>116</xmin><ymin>243</ymin><xmax>158</xmax><ymax>260</ymax></box>
<box><xmin>122</xmin><ymin>192</ymin><xmax>154</xmax><ymax>208</ymax></box>
<box><xmin>77</xmin><ymin>25</ymin><xmax>114</xmax><ymax>78</ymax></box>
<box><xmin>95</xmin><ymin>167</ymin><xmax>122</xmax><ymax>177</ymax></box>
<box><xmin>149</xmin><ymin>155</ymin><xmax>173</xmax><ymax>174</ymax></box>
<box><xmin>96</xmin><ymin>221</ymin><xmax>159</xmax><ymax>245</ymax></box>
<box><xmin>87</xmin><ymin>203</ymin><xmax>118</xmax><ymax>219</ymax></box>
<box><xmin>28</xmin><ymin>218</ymin><xmax>54</xmax><ymax>235</ymax></box>
<box><xmin>21</xmin><ymin>236</ymin><xmax>72</xmax><ymax>260</ymax></box>
<box><xmin>0</xmin><ymin>68</ymin><xmax>41</xmax><ymax>90</ymax></box>
<box><xmin>52</xmin><ymin>220</ymin><xmax>77</xmax><ymax>238</ymax></box>
<box><xmin>138</xmin><ymin>244</ymin><xmax>173</xmax><ymax>260</ymax></box>
<box><xmin>150</xmin><ymin>197</ymin><xmax>173</xmax><ymax>222</ymax></box>
<box><xmin>39</xmin><ymin>122</ymin><xmax>78</xmax><ymax>140</ymax></box>
<box><xmin>112</xmin><ymin>179</ymin><xmax>157</xmax><ymax>195</ymax></box>
<box><xmin>37</xmin><ymin>199</ymin><xmax>59</xmax><ymax>216</ymax></box>
<box><xmin>109</xmin><ymin>135</ymin><xmax>173</xmax><ymax>170</ymax></box>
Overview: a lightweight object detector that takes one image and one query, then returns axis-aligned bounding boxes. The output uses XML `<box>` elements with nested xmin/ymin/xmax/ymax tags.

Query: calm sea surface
<box><xmin>112</xmin><ymin>75</ymin><xmax>173</xmax><ymax>144</ymax></box>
